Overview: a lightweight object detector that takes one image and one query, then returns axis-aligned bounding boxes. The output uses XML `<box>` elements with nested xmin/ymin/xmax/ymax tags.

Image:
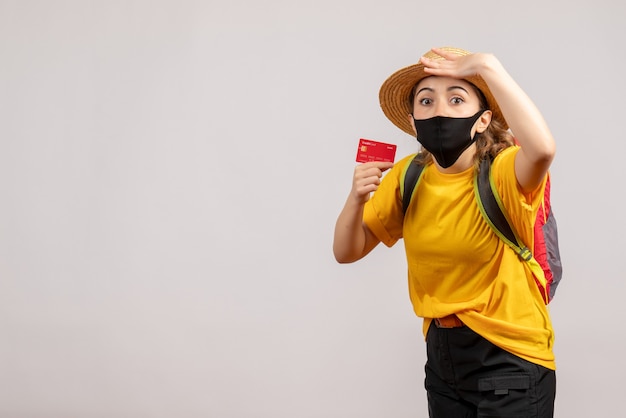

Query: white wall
<box><xmin>0</xmin><ymin>1</ymin><xmax>624</xmax><ymax>416</ymax></box>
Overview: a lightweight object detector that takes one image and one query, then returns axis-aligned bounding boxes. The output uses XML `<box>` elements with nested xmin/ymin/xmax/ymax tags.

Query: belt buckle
<box><xmin>434</xmin><ymin>314</ymin><xmax>464</xmax><ymax>328</ymax></box>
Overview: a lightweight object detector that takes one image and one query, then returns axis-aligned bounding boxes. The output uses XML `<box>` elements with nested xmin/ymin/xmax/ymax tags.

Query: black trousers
<box><xmin>425</xmin><ymin>322</ymin><xmax>556</xmax><ymax>418</ymax></box>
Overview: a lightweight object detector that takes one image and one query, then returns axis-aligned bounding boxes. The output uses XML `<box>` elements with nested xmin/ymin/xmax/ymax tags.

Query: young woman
<box><xmin>333</xmin><ymin>47</ymin><xmax>557</xmax><ymax>417</ymax></box>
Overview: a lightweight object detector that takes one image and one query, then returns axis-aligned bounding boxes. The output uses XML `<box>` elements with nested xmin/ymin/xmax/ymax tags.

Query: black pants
<box><xmin>425</xmin><ymin>322</ymin><xmax>556</xmax><ymax>418</ymax></box>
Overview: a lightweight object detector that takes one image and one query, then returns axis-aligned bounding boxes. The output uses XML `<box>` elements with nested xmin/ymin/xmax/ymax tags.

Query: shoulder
<box><xmin>491</xmin><ymin>145</ymin><xmax>546</xmax><ymax>211</ymax></box>
<box><xmin>395</xmin><ymin>153</ymin><xmax>419</xmax><ymax>172</ymax></box>
<box><xmin>492</xmin><ymin>145</ymin><xmax>519</xmax><ymax>169</ymax></box>
<box><xmin>383</xmin><ymin>153</ymin><xmax>419</xmax><ymax>187</ymax></box>
<box><xmin>490</xmin><ymin>146</ymin><xmax>520</xmax><ymax>187</ymax></box>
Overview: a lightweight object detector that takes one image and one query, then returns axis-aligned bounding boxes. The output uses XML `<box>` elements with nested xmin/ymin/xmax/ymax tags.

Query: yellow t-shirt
<box><xmin>363</xmin><ymin>146</ymin><xmax>555</xmax><ymax>370</ymax></box>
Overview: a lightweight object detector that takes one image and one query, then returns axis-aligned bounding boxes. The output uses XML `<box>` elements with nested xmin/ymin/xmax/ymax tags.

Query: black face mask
<box><xmin>413</xmin><ymin>110</ymin><xmax>485</xmax><ymax>168</ymax></box>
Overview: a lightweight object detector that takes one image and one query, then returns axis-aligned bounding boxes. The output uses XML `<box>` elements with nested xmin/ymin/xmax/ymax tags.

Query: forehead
<box><xmin>415</xmin><ymin>76</ymin><xmax>477</xmax><ymax>94</ymax></box>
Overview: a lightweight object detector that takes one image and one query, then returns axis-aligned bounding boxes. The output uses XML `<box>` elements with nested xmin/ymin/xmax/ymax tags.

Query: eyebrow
<box><xmin>415</xmin><ymin>85</ymin><xmax>470</xmax><ymax>96</ymax></box>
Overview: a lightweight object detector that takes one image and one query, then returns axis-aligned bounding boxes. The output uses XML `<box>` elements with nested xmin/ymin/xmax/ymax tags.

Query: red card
<box><xmin>356</xmin><ymin>138</ymin><xmax>397</xmax><ymax>163</ymax></box>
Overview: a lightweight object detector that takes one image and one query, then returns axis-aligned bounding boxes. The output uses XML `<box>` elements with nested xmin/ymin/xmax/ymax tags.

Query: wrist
<box><xmin>477</xmin><ymin>53</ymin><xmax>504</xmax><ymax>80</ymax></box>
<box><xmin>349</xmin><ymin>191</ymin><xmax>370</xmax><ymax>206</ymax></box>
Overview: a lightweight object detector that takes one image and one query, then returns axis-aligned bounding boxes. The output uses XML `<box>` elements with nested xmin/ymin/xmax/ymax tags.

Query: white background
<box><xmin>1</xmin><ymin>1</ymin><xmax>624</xmax><ymax>417</ymax></box>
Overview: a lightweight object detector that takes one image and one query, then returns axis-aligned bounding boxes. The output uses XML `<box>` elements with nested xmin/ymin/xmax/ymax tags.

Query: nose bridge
<box><xmin>434</xmin><ymin>95</ymin><xmax>449</xmax><ymax>116</ymax></box>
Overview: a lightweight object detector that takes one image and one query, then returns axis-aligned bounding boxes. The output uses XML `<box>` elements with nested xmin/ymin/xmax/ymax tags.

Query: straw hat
<box><xmin>379</xmin><ymin>47</ymin><xmax>507</xmax><ymax>136</ymax></box>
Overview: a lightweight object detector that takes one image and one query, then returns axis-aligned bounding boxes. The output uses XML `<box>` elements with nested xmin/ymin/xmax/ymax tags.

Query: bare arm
<box><xmin>333</xmin><ymin>161</ymin><xmax>393</xmax><ymax>263</ymax></box>
<box><xmin>422</xmin><ymin>48</ymin><xmax>556</xmax><ymax>192</ymax></box>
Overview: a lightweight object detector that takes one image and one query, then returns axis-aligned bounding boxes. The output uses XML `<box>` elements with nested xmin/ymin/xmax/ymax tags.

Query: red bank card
<box><xmin>355</xmin><ymin>138</ymin><xmax>397</xmax><ymax>163</ymax></box>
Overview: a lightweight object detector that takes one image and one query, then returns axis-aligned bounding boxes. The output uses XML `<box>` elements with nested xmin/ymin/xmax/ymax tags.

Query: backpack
<box><xmin>400</xmin><ymin>154</ymin><xmax>563</xmax><ymax>304</ymax></box>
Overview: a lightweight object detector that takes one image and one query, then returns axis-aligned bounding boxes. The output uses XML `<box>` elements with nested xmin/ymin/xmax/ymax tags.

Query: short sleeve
<box><xmin>491</xmin><ymin>146</ymin><xmax>547</xmax><ymax>247</ymax></box>
<box><xmin>362</xmin><ymin>154</ymin><xmax>414</xmax><ymax>247</ymax></box>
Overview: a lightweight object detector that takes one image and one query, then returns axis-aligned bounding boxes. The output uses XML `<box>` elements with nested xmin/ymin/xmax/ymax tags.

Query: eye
<box><xmin>418</xmin><ymin>97</ymin><xmax>433</xmax><ymax>106</ymax></box>
<box><xmin>450</xmin><ymin>96</ymin><xmax>464</xmax><ymax>105</ymax></box>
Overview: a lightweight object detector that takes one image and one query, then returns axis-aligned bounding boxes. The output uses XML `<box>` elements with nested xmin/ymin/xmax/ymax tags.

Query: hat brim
<box><xmin>379</xmin><ymin>47</ymin><xmax>508</xmax><ymax>136</ymax></box>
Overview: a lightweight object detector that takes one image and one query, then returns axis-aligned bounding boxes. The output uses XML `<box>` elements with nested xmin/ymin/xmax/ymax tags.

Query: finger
<box><xmin>430</xmin><ymin>47</ymin><xmax>461</xmax><ymax>61</ymax></box>
<box><xmin>369</xmin><ymin>161</ymin><xmax>395</xmax><ymax>172</ymax></box>
<box><xmin>360</xmin><ymin>160</ymin><xmax>395</xmax><ymax>169</ymax></box>
<box><xmin>355</xmin><ymin>171</ymin><xmax>382</xmax><ymax>186</ymax></box>
<box><xmin>353</xmin><ymin>176</ymin><xmax>381</xmax><ymax>199</ymax></box>
<box><xmin>355</xmin><ymin>167</ymin><xmax>384</xmax><ymax>184</ymax></box>
<box><xmin>356</xmin><ymin>163</ymin><xmax>393</xmax><ymax>179</ymax></box>
<box><xmin>356</xmin><ymin>176</ymin><xmax>382</xmax><ymax>194</ymax></box>
<box><xmin>421</xmin><ymin>59</ymin><xmax>460</xmax><ymax>77</ymax></box>
<box><xmin>420</xmin><ymin>57</ymin><xmax>448</xmax><ymax>74</ymax></box>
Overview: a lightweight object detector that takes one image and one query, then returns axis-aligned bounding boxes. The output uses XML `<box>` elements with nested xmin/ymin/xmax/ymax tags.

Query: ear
<box><xmin>407</xmin><ymin>114</ymin><xmax>417</xmax><ymax>135</ymax></box>
<box><xmin>475</xmin><ymin>110</ymin><xmax>492</xmax><ymax>133</ymax></box>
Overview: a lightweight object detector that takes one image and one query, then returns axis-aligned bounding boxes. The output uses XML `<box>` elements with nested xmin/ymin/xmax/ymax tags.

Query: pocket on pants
<box><xmin>477</xmin><ymin>374</ymin><xmax>532</xmax><ymax>418</ymax></box>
